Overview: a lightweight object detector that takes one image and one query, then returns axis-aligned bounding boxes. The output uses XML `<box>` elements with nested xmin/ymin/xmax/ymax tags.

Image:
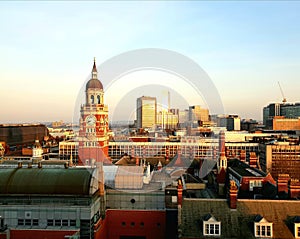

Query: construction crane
<box><xmin>278</xmin><ymin>81</ymin><xmax>287</xmax><ymax>103</ymax></box>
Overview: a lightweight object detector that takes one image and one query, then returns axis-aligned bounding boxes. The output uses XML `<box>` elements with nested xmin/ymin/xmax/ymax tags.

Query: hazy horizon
<box><xmin>1</xmin><ymin>2</ymin><xmax>300</xmax><ymax>124</ymax></box>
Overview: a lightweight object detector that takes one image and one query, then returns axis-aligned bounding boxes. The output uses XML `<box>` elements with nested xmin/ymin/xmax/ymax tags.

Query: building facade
<box><xmin>78</xmin><ymin>59</ymin><xmax>110</xmax><ymax>165</ymax></box>
<box><xmin>263</xmin><ymin>102</ymin><xmax>300</xmax><ymax>129</ymax></box>
<box><xmin>0</xmin><ymin>124</ymin><xmax>49</xmax><ymax>147</ymax></box>
<box><xmin>136</xmin><ymin>96</ymin><xmax>157</xmax><ymax>129</ymax></box>
<box><xmin>259</xmin><ymin>143</ymin><xmax>300</xmax><ymax>180</ymax></box>
<box><xmin>157</xmin><ymin>110</ymin><xmax>178</xmax><ymax>130</ymax></box>
<box><xmin>188</xmin><ymin>105</ymin><xmax>209</xmax><ymax>123</ymax></box>
<box><xmin>0</xmin><ymin>166</ymin><xmax>101</xmax><ymax>239</ymax></box>
<box><xmin>272</xmin><ymin>116</ymin><xmax>300</xmax><ymax>131</ymax></box>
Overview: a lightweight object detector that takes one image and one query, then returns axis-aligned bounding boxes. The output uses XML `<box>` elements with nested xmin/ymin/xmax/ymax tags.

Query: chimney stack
<box><xmin>98</xmin><ymin>162</ymin><xmax>105</xmax><ymax>197</ymax></box>
<box><xmin>229</xmin><ymin>180</ymin><xmax>238</xmax><ymax>209</ymax></box>
<box><xmin>177</xmin><ymin>179</ymin><xmax>183</xmax><ymax>207</ymax></box>
<box><xmin>277</xmin><ymin>174</ymin><xmax>290</xmax><ymax>194</ymax></box>
<box><xmin>136</xmin><ymin>156</ymin><xmax>139</xmax><ymax>166</ymax></box>
<box><xmin>249</xmin><ymin>152</ymin><xmax>258</xmax><ymax>168</ymax></box>
<box><xmin>290</xmin><ymin>179</ymin><xmax>300</xmax><ymax>199</ymax></box>
<box><xmin>240</xmin><ymin>150</ymin><xmax>246</xmax><ymax>163</ymax></box>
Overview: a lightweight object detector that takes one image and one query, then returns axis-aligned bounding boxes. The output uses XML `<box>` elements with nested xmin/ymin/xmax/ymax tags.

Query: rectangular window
<box><xmin>262</xmin><ymin>225</ymin><xmax>266</xmax><ymax>236</ymax></box>
<box><xmin>47</xmin><ymin>219</ymin><xmax>54</xmax><ymax>226</ymax></box>
<box><xmin>18</xmin><ymin>219</ymin><xmax>24</xmax><ymax>226</ymax></box>
<box><xmin>256</xmin><ymin>225</ymin><xmax>261</xmax><ymax>236</ymax></box>
<box><xmin>215</xmin><ymin>224</ymin><xmax>220</xmax><ymax>234</ymax></box>
<box><xmin>267</xmin><ymin>226</ymin><xmax>271</xmax><ymax>236</ymax></box>
<box><xmin>0</xmin><ymin>217</ymin><xmax>3</xmax><ymax>228</ymax></box>
<box><xmin>205</xmin><ymin>224</ymin><xmax>209</xmax><ymax>234</ymax></box>
<box><xmin>55</xmin><ymin>220</ymin><xmax>61</xmax><ymax>226</ymax></box>
<box><xmin>25</xmin><ymin>219</ymin><xmax>31</xmax><ymax>226</ymax></box>
<box><xmin>298</xmin><ymin>226</ymin><xmax>300</xmax><ymax>237</ymax></box>
<box><xmin>209</xmin><ymin>224</ymin><xmax>214</xmax><ymax>234</ymax></box>
<box><xmin>62</xmin><ymin>219</ymin><xmax>68</xmax><ymax>226</ymax></box>
<box><xmin>70</xmin><ymin>220</ymin><xmax>76</xmax><ymax>226</ymax></box>
<box><xmin>204</xmin><ymin>223</ymin><xmax>221</xmax><ymax>236</ymax></box>
<box><xmin>32</xmin><ymin>219</ymin><xmax>39</xmax><ymax>226</ymax></box>
<box><xmin>256</xmin><ymin>224</ymin><xmax>272</xmax><ymax>238</ymax></box>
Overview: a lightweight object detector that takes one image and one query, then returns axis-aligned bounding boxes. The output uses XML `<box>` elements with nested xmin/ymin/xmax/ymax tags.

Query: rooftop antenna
<box><xmin>278</xmin><ymin>81</ymin><xmax>287</xmax><ymax>103</ymax></box>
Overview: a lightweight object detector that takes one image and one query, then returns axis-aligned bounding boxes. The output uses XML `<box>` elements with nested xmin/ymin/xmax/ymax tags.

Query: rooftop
<box><xmin>0</xmin><ymin>167</ymin><xmax>98</xmax><ymax>196</ymax></box>
<box><xmin>228</xmin><ymin>159</ymin><xmax>266</xmax><ymax>178</ymax></box>
<box><xmin>181</xmin><ymin>198</ymin><xmax>300</xmax><ymax>239</ymax></box>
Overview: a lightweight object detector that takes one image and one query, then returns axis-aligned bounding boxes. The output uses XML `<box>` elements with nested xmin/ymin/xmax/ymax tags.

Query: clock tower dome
<box><xmin>78</xmin><ymin>58</ymin><xmax>110</xmax><ymax>165</ymax></box>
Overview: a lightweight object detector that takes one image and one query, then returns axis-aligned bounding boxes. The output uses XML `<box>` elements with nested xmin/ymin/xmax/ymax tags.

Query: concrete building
<box><xmin>272</xmin><ymin>116</ymin><xmax>300</xmax><ymax>131</ymax></box>
<box><xmin>188</xmin><ymin>105</ymin><xmax>209</xmax><ymax>123</ymax></box>
<box><xmin>0</xmin><ymin>165</ymin><xmax>101</xmax><ymax>239</ymax></box>
<box><xmin>259</xmin><ymin>142</ymin><xmax>300</xmax><ymax>180</ymax></box>
<box><xmin>136</xmin><ymin>96</ymin><xmax>157</xmax><ymax>129</ymax></box>
<box><xmin>0</xmin><ymin>124</ymin><xmax>49</xmax><ymax>147</ymax></box>
<box><xmin>214</xmin><ymin>114</ymin><xmax>241</xmax><ymax>131</ymax></box>
<box><xmin>263</xmin><ymin>102</ymin><xmax>300</xmax><ymax>129</ymax></box>
<box><xmin>59</xmin><ymin>140</ymin><xmax>79</xmax><ymax>162</ymax></box>
<box><xmin>226</xmin><ymin>115</ymin><xmax>241</xmax><ymax>131</ymax></box>
<box><xmin>157</xmin><ymin>110</ymin><xmax>178</xmax><ymax>130</ymax></box>
<box><xmin>108</xmin><ymin>139</ymin><xmax>259</xmax><ymax>162</ymax></box>
<box><xmin>241</xmin><ymin>119</ymin><xmax>259</xmax><ymax>132</ymax></box>
<box><xmin>178</xmin><ymin>109</ymin><xmax>189</xmax><ymax>128</ymax></box>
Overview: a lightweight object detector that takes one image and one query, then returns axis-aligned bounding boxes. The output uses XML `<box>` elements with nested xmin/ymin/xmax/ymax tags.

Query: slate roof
<box><xmin>167</xmin><ymin>153</ymin><xmax>192</xmax><ymax>169</ymax></box>
<box><xmin>180</xmin><ymin>198</ymin><xmax>300</xmax><ymax>239</ymax></box>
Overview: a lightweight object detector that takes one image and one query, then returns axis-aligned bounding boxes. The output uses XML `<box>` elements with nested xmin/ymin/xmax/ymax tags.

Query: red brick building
<box><xmin>78</xmin><ymin>59</ymin><xmax>110</xmax><ymax>165</ymax></box>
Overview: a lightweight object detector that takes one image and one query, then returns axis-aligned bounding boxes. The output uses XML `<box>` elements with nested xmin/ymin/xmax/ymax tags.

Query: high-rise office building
<box><xmin>179</xmin><ymin>109</ymin><xmax>189</xmax><ymax>127</ymax></box>
<box><xmin>213</xmin><ymin>114</ymin><xmax>241</xmax><ymax>131</ymax></box>
<box><xmin>263</xmin><ymin>102</ymin><xmax>300</xmax><ymax>129</ymax></box>
<box><xmin>157</xmin><ymin>110</ymin><xmax>178</xmax><ymax>130</ymax></box>
<box><xmin>188</xmin><ymin>105</ymin><xmax>209</xmax><ymax>123</ymax></box>
<box><xmin>263</xmin><ymin>103</ymin><xmax>281</xmax><ymax>128</ymax></box>
<box><xmin>136</xmin><ymin>96</ymin><xmax>157</xmax><ymax>129</ymax></box>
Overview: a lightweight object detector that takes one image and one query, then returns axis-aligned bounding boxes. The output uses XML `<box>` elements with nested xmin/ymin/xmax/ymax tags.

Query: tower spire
<box><xmin>92</xmin><ymin>57</ymin><xmax>98</xmax><ymax>79</ymax></box>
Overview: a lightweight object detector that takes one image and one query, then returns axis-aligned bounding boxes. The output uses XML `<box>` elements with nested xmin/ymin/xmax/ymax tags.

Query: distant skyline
<box><xmin>1</xmin><ymin>1</ymin><xmax>300</xmax><ymax>123</ymax></box>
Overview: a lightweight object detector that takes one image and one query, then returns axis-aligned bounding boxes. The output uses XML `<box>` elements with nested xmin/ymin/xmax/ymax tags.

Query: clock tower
<box><xmin>78</xmin><ymin>58</ymin><xmax>110</xmax><ymax>165</ymax></box>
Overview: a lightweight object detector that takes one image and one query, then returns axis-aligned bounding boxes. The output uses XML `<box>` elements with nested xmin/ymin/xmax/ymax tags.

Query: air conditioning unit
<box><xmin>25</xmin><ymin>211</ymin><xmax>31</xmax><ymax>219</ymax></box>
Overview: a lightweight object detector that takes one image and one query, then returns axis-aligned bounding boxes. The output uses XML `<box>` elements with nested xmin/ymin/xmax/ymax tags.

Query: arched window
<box><xmin>97</xmin><ymin>95</ymin><xmax>101</xmax><ymax>104</ymax></box>
<box><xmin>91</xmin><ymin>95</ymin><xmax>94</xmax><ymax>104</ymax></box>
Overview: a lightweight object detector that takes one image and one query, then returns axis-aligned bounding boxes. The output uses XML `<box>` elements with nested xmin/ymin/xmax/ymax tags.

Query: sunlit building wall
<box><xmin>136</xmin><ymin>96</ymin><xmax>157</xmax><ymax>129</ymax></box>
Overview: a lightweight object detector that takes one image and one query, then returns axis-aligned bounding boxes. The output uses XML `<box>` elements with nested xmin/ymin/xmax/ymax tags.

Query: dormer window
<box><xmin>295</xmin><ymin>223</ymin><xmax>300</xmax><ymax>238</ymax></box>
<box><xmin>203</xmin><ymin>214</ymin><xmax>221</xmax><ymax>237</ymax></box>
<box><xmin>254</xmin><ymin>215</ymin><xmax>273</xmax><ymax>238</ymax></box>
<box><xmin>294</xmin><ymin>216</ymin><xmax>300</xmax><ymax>239</ymax></box>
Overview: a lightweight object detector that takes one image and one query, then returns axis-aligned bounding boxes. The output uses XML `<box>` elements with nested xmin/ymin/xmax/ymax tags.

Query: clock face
<box><xmin>86</xmin><ymin>115</ymin><xmax>96</xmax><ymax>126</ymax></box>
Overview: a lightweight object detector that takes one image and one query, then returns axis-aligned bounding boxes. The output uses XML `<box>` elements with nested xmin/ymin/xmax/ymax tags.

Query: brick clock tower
<box><xmin>78</xmin><ymin>58</ymin><xmax>110</xmax><ymax>165</ymax></box>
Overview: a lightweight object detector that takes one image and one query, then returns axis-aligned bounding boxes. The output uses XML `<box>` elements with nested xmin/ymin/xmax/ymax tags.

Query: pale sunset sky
<box><xmin>0</xmin><ymin>1</ymin><xmax>299</xmax><ymax>123</ymax></box>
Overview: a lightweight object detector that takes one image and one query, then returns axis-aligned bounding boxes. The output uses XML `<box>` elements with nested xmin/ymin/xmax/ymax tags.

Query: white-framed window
<box><xmin>204</xmin><ymin>222</ymin><xmax>221</xmax><ymax>236</ymax></box>
<box><xmin>203</xmin><ymin>215</ymin><xmax>221</xmax><ymax>237</ymax></box>
<box><xmin>254</xmin><ymin>217</ymin><xmax>273</xmax><ymax>238</ymax></box>
<box><xmin>249</xmin><ymin>180</ymin><xmax>262</xmax><ymax>191</ymax></box>
<box><xmin>294</xmin><ymin>223</ymin><xmax>300</xmax><ymax>238</ymax></box>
